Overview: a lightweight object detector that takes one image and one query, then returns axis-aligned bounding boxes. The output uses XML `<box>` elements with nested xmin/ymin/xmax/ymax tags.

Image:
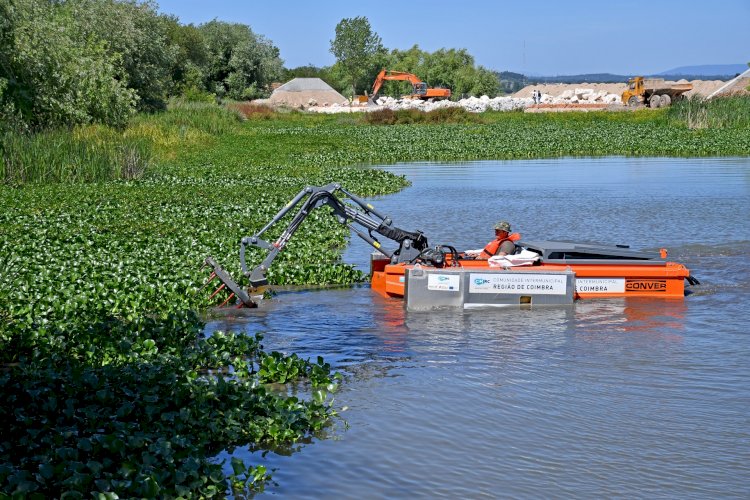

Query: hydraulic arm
<box><xmin>370</xmin><ymin>69</ymin><xmax>451</xmax><ymax>100</ymax></box>
<box><xmin>203</xmin><ymin>183</ymin><xmax>428</xmax><ymax>307</ymax></box>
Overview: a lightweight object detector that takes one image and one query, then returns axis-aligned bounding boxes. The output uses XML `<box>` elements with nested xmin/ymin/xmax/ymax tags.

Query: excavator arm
<box><xmin>204</xmin><ymin>183</ymin><xmax>429</xmax><ymax>307</ymax></box>
<box><xmin>371</xmin><ymin>69</ymin><xmax>425</xmax><ymax>98</ymax></box>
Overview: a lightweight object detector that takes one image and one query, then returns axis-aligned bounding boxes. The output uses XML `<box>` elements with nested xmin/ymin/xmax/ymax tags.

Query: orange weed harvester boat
<box><xmin>371</xmin><ymin>241</ymin><xmax>697</xmax><ymax>302</ymax></box>
<box><xmin>204</xmin><ymin>184</ymin><xmax>700</xmax><ymax>310</ymax></box>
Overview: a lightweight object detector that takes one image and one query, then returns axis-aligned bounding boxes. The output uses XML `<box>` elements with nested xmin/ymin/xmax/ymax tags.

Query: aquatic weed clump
<box><xmin>364</xmin><ymin>106</ymin><xmax>483</xmax><ymax>125</ymax></box>
<box><xmin>0</xmin><ymin>316</ymin><xmax>341</xmax><ymax>497</ymax></box>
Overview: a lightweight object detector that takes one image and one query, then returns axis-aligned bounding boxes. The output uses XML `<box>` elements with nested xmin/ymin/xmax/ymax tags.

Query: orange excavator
<box><xmin>370</xmin><ymin>69</ymin><xmax>451</xmax><ymax>101</ymax></box>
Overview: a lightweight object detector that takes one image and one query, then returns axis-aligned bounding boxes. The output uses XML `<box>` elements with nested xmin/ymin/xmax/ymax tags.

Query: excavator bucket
<box><xmin>200</xmin><ymin>257</ymin><xmax>258</xmax><ymax>308</ymax></box>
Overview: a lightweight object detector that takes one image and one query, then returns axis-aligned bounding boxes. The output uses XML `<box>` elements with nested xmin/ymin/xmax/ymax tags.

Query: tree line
<box><xmin>307</xmin><ymin>16</ymin><xmax>499</xmax><ymax>100</ymax></box>
<box><xmin>0</xmin><ymin>0</ymin><xmax>284</xmax><ymax>131</ymax></box>
<box><xmin>1</xmin><ymin>4</ymin><xmax>499</xmax><ymax>133</ymax></box>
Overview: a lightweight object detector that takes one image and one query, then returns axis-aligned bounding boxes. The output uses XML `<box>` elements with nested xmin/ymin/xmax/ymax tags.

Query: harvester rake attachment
<box><xmin>200</xmin><ymin>183</ymin><xmax>427</xmax><ymax>310</ymax></box>
<box><xmin>201</xmin><ymin>257</ymin><xmax>258</xmax><ymax>308</ymax></box>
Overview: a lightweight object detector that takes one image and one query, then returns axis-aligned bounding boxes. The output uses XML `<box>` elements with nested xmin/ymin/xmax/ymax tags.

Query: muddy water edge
<box><xmin>207</xmin><ymin>157</ymin><xmax>750</xmax><ymax>498</ymax></box>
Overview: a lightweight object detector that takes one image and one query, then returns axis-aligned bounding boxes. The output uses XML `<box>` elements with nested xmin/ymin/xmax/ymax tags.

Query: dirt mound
<box><xmin>685</xmin><ymin>80</ymin><xmax>726</xmax><ymax>97</ymax></box>
<box><xmin>729</xmin><ymin>77</ymin><xmax>750</xmax><ymax>94</ymax></box>
<box><xmin>267</xmin><ymin>78</ymin><xmax>347</xmax><ymax>108</ymax></box>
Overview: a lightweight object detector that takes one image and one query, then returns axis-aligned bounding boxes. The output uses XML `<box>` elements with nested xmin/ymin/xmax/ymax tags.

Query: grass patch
<box><xmin>666</xmin><ymin>94</ymin><xmax>750</xmax><ymax>129</ymax></box>
<box><xmin>0</xmin><ymin>101</ymin><xmax>246</xmax><ymax>184</ymax></box>
<box><xmin>136</xmin><ymin>100</ymin><xmax>244</xmax><ymax>138</ymax></box>
<box><xmin>1</xmin><ymin>125</ymin><xmax>151</xmax><ymax>184</ymax></box>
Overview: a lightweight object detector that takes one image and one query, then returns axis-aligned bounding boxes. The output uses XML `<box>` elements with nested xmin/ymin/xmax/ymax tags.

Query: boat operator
<box><xmin>465</xmin><ymin>221</ymin><xmax>519</xmax><ymax>260</ymax></box>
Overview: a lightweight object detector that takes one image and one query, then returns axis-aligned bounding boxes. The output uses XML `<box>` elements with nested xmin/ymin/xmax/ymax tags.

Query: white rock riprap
<box><xmin>307</xmin><ymin>95</ymin><xmax>534</xmax><ymax>114</ymax></box>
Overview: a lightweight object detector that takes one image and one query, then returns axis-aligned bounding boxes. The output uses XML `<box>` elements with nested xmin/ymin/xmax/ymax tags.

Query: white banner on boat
<box><xmin>427</xmin><ymin>273</ymin><xmax>461</xmax><ymax>291</ymax></box>
<box><xmin>469</xmin><ymin>273</ymin><xmax>568</xmax><ymax>295</ymax></box>
<box><xmin>576</xmin><ymin>278</ymin><xmax>625</xmax><ymax>293</ymax></box>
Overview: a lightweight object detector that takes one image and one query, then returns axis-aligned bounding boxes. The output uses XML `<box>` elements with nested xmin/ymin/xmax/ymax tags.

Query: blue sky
<box><xmin>157</xmin><ymin>0</ymin><xmax>749</xmax><ymax>75</ymax></box>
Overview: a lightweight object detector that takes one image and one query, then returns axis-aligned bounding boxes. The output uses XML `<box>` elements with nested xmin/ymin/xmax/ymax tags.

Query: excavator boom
<box><xmin>371</xmin><ymin>69</ymin><xmax>451</xmax><ymax>100</ymax></box>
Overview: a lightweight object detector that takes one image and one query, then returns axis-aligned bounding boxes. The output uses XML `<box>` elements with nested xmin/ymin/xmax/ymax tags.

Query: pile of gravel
<box><xmin>268</xmin><ymin>78</ymin><xmax>347</xmax><ymax>108</ymax></box>
<box><xmin>309</xmin><ymin>95</ymin><xmax>532</xmax><ymax>114</ymax></box>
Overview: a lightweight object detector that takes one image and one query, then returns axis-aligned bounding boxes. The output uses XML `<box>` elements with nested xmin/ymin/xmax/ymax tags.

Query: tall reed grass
<box><xmin>147</xmin><ymin>99</ymin><xmax>244</xmax><ymax>136</ymax></box>
<box><xmin>667</xmin><ymin>94</ymin><xmax>750</xmax><ymax>129</ymax></box>
<box><xmin>0</xmin><ymin>101</ymin><xmax>245</xmax><ymax>185</ymax></box>
<box><xmin>1</xmin><ymin>125</ymin><xmax>151</xmax><ymax>184</ymax></box>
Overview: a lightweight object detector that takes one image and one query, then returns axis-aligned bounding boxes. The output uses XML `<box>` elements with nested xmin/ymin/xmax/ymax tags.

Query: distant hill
<box><xmin>529</xmin><ymin>73</ymin><xmax>628</xmax><ymax>84</ymax></box>
<box><xmin>657</xmin><ymin>64</ymin><xmax>747</xmax><ymax>77</ymax></box>
<box><xmin>496</xmin><ymin>72</ymin><xmax>629</xmax><ymax>93</ymax></box>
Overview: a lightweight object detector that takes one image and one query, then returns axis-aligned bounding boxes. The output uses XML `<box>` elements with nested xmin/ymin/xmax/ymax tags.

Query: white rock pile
<box><xmin>306</xmin><ymin>88</ymin><xmax>624</xmax><ymax>114</ymax></box>
<box><xmin>546</xmin><ymin>88</ymin><xmax>621</xmax><ymax>104</ymax></box>
<box><xmin>309</xmin><ymin>95</ymin><xmax>533</xmax><ymax>114</ymax></box>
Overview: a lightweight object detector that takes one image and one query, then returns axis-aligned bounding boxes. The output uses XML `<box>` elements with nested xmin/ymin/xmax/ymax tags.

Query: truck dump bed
<box><xmin>643</xmin><ymin>79</ymin><xmax>693</xmax><ymax>92</ymax></box>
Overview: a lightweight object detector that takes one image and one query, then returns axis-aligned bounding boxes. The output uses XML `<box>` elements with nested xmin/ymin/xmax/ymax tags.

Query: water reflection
<box><xmin>574</xmin><ymin>298</ymin><xmax>687</xmax><ymax>334</ymax></box>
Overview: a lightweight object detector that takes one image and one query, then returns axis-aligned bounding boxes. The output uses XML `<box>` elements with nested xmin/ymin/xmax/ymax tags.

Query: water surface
<box><xmin>209</xmin><ymin>157</ymin><xmax>750</xmax><ymax>498</ymax></box>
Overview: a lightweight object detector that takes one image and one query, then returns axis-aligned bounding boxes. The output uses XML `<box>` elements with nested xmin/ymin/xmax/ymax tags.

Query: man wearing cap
<box><xmin>466</xmin><ymin>221</ymin><xmax>518</xmax><ymax>260</ymax></box>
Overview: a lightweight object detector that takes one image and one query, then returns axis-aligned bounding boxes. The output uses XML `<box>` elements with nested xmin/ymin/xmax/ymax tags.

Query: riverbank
<box><xmin>2</xmin><ymin>98</ymin><xmax>749</xmax><ymax>496</ymax></box>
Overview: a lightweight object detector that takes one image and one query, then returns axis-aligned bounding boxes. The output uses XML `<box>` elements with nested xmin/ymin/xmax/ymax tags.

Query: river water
<box><xmin>208</xmin><ymin>157</ymin><xmax>750</xmax><ymax>498</ymax></box>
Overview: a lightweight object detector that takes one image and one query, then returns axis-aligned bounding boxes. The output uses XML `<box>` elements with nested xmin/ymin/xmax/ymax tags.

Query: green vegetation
<box><xmin>320</xmin><ymin>42</ymin><xmax>500</xmax><ymax>99</ymax></box>
<box><xmin>196</xmin><ymin>19</ymin><xmax>283</xmax><ymax>102</ymax></box>
<box><xmin>0</xmin><ymin>101</ymin><xmax>403</xmax><ymax>497</ymax></box>
<box><xmin>4</xmin><ymin>2</ymin><xmax>746</xmax><ymax>497</ymax></box>
<box><xmin>1</xmin><ymin>125</ymin><xmax>152</xmax><ymax>184</ymax></box>
<box><xmin>1</xmin><ymin>2</ymin><xmax>500</xmax><ymax>138</ymax></box>
<box><xmin>0</xmin><ymin>0</ymin><xmax>138</xmax><ymax>129</ymax></box>
<box><xmin>325</xmin><ymin>16</ymin><xmax>499</xmax><ymax>99</ymax></box>
<box><xmin>364</xmin><ymin>107</ymin><xmax>485</xmax><ymax>125</ymax></box>
<box><xmin>330</xmin><ymin>16</ymin><xmax>384</xmax><ymax>98</ymax></box>
<box><xmin>2</xmin><ymin>96</ymin><xmax>749</xmax><ymax>497</ymax></box>
<box><xmin>666</xmin><ymin>95</ymin><xmax>750</xmax><ymax>129</ymax></box>
<box><xmin>0</xmin><ymin>0</ymin><xmax>284</xmax><ymax>132</ymax></box>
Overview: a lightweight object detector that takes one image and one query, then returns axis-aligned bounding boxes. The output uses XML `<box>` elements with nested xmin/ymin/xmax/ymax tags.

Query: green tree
<box><xmin>283</xmin><ymin>65</ymin><xmax>325</xmax><ymax>81</ymax></box>
<box><xmin>164</xmin><ymin>17</ymin><xmax>209</xmax><ymax>95</ymax></box>
<box><xmin>199</xmin><ymin>20</ymin><xmax>283</xmax><ymax>100</ymax></box>
<box><xmin>0</xmin><ymin>0</ymin><xmax>136</xmax><ymax>129</ymax></box>
<box><xmin>227</xmin><ymin>33</ymin><xmax>284</xmax><ymax>100</ymax></box>
<box><xmin>68</xmin><ymin>0</ymin><xmax>177</xmax><ymax>111</ymax></box>
<box><xmin>378</xmin><ymin>45</ymin><xmax>499</xmax><ymax>99</ymax></box>
<box><xmin>329</xmin><ymin>16</ymin><xmax>384</xmax><ymax>98</ymax></box>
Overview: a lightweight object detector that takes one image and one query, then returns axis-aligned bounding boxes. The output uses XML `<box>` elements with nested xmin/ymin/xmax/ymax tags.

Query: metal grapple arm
<box><xmin>240</xmin><ymin>183</ymin><xmax>428</xmax><ymax>289</ymax></box>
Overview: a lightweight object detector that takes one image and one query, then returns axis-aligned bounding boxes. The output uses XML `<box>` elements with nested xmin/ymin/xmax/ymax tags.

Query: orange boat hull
<box><xmin>371</xmin><ymin>259</ymin><xmax>691</xmax><ymax>300</ymax></box>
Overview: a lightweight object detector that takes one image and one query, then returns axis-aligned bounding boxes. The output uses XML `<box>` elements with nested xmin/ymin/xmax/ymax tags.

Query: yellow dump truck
<box><xmin>621</xmin><ymin>77</ymin><xmax>693</xmax><ymax>108</ymax></box>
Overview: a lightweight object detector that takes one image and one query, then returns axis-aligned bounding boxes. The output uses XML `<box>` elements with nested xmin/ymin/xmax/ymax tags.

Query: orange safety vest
<box><xmin>480</xmin><ymin>232</ymin><xmax>521</xmax><ymax>259</ymax></box>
